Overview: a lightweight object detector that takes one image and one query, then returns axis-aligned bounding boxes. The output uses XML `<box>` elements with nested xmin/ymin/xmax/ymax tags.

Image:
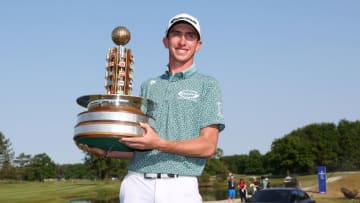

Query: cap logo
<box><xmin>171</xmin><ymin>16</ymin><xmax>197</xmax><ymax>25</ymax></box>
<box><xmin>167</xmin><ymin>13</ymin><xmax>201</xmax><ymax>39</ymax></box>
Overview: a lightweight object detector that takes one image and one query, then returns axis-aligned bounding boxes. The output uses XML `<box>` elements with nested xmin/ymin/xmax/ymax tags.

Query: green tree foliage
<box><xmin>3</xmin><ymin>120</ymin><xmax>360</xmax><ymax>180</ymax></box>
<box><xmin>0</xmin><ymin>132</ymin><xmax>16</xmax><ymax>179</ymax></box>
<box><xmin>304</xmin><ymin>123</ymin><xmax>339</xmax><ymax>171</ymax></box>
<box><xmin>204</xmin><ymin>158</ymin><xmax>227</xmax><ymax>176</ymax></box>
<box><xmin>245</xmin><ymin>150</ymin><xmax>265</xmax><ymax>174</ymax></box>
<box><xmin>0</xmin><ymin>132</ymin><xmax>14</xmax><ymax>169</ymax></box>
<box><xmin>203</xmin><ymin>149</ymin><xmax>229</xmax><ymax>181</ymax></box>
<box><xmin>268</xmin><ymin>122</ymin><xmax>340</xmax><ymax>175</ymax></box>
<box><xmin>14</xmin><ymin>153</ymin><xmax>32</xmax><ymax>167</ymax></box>
<box><xmin>268</xmin><ymin>133</ymin><xmax>314</xmax><ymax>175</ymax></box>
<box><xmin>24</xmin><ymin>153</ymin><xmax>56</xmax><ymax>181</ymax></box>
<box><xmin>214</xmin><ymin>148</ymin><xmax>224</xmax><ymax>159</ymax></box>
<box><xmin>57</xmin><ymin>163</ymin><xmax>94</xmax><ymax>179</ymax></box>
<box><xmin>337</xmin><ymin>119</ymin><xmax>360</xmax><ymax>170</ymax></box>
<box><xmin>220</xmin><ymin>154</ymin><xmax>248</xmax><ymax>174</ymax></box>
<box><xmin>84</xmin><ymin>153</ymin><xmax>129</xmax><ymax>180</ymax></box>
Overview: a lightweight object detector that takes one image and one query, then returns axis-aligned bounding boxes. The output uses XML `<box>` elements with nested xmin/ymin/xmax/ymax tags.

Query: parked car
<box><xmin>246</xmin><ymin>188</ymin><xmax>315</xmax><ymax>203</ymax></box>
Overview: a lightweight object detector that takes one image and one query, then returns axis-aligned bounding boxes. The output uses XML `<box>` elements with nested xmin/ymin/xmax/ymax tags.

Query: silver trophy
<box><xmin>74</xmin><ymin>26</ymin><xmax>154</xmax><ymax>152</ymax></box>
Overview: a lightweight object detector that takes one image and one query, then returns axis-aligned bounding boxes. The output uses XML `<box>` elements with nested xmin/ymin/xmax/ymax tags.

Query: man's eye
<box><xmin>185</xmin><ymin>33</ymin><xmax>196</xmax><ymax>40</ymax></box>
<box><xmin>170</xmin><ymin>31</ymin><xmax>197</xmax><ymax>41</ymax></box>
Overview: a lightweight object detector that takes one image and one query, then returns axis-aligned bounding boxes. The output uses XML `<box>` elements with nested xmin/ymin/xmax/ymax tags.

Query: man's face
<box><xmin>163</xmin><ymin>23</ymin><xmax>202</xmax><ymax>64</ymax></box>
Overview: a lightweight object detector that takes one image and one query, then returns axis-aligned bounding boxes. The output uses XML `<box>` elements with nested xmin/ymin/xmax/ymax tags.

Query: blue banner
<box><xmin>317</xmin><ymin>166</ymin><xmax>327</xmax><ymax>194</ymax></box>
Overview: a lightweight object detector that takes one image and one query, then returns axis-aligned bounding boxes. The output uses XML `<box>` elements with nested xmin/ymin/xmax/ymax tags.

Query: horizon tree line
<box><xmin>1</xmin><ymin>119</ymin><xmax>360</xmax><ymax>181</ymax></box>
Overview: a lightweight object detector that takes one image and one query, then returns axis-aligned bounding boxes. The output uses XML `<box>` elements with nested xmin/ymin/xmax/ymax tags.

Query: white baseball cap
<box><xmin>166</xmin><ymin>13</ymin><xmax>201</xmax><ymax>39</ymax></box>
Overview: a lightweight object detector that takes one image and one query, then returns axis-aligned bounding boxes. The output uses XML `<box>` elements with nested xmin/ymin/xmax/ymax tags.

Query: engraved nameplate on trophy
<box><xmin>74</xmin><ymin>26</ymin><xmax>154</xmax><ymax>152</ymax></box>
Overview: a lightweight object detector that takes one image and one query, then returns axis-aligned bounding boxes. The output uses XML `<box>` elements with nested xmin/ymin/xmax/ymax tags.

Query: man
<box><xmin>228</xmin><ymin>175</ymin><xmax>236</xmax><ymax>203</ymax></box>
<box><xmin>79</xmin><ymin>13</ymin><xmax>225</xmax><ymax>203</ymax></box>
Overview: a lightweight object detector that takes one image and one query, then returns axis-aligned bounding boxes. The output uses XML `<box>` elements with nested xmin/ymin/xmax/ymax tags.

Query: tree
<box><xmin>267</xmin><ymin>122</ymin><xmax>339</xmax><ymax>175</ymax></box>
<box><xmin>221</xmin><ymin>154</ymin><xmax>249</xmax><ymax>174</ymax></box>
<box><xmin>214</xmin><ymin>148</ymin><xmax>224</xmax><ymax>159</ymax></box>
<box><xmin>301</xmin><ymin>123</ymin><xmax>339</xmax><ymax>171</ymax></box>
<box><xmin>83</xmin><ymin>153</ymin><xmax>129</xmax><ymax>179</ymax></box>
<box><xmin>337</xmin><ymin>119</ymin><xmax>360</xmax><ymax>170</ymax></box>
<box><xmin>203</xmin><ymin>157</ymin><xmax>228</xmax><ymax>182</ymax></box>
<box><xmin>14</xmin><ymin>153</ymin><xmax>32</xmax><ymax>167</ymax></box>
<box><xmin>24</xmin><ymin>153</ymin><xmax>56</xmax><ymax>181</ymax></box>
<box><xmin>244</xmin><ymin>150</ymin><xmax>265</xmax><ymax>174</ymax></box>
<box><xmin>268</xmin><ymin>133</ymin><xmax>313</xmax><ymax>175</ymax></box>
<box><xmin>0</xmin><ymin>132</ymin><xmax>14</xmax><ymax>169</ymax></box>
<box><xmin>0</xmin><ymin>132</ymin><xmax>16</xmax><ymax>179</ymax></box>
<box><xmin>58</xmin><ymin>163</ymin><xmax>94</xmax><ymax>179</ymax></box>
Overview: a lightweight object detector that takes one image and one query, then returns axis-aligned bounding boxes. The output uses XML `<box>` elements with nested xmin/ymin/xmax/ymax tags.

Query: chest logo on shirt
<box><xmin>177</xmin><ymin>90</ymin><xmax>199</xmax><ymax>101</ymax></box>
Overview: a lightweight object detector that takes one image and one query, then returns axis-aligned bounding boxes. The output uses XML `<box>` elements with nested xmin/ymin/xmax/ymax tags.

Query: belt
<box><xmin>129</xmin><ymin>171</ymin><xmax>179</xmax><ymax>179</ymax></box>
<box><xmin>144</xmin><ymin>173</ymin><xmax>179</xmax><ymax>179</ymax></box>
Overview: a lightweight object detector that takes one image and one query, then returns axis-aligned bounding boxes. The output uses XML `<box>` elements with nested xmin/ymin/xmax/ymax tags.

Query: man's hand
<box><xmin>77</xmin><ymin>142</ymin><xmax>134</xmax><ymax>159</ymax></box>
<box><xmin>121</xmin><ymin>122</ymin><xmax>163</xmax><ymax>150</ymax></box>
<box><xmin>77</xmin><ymin>143</ymin><xmax>106</xmax><ymax>157</ymax></box>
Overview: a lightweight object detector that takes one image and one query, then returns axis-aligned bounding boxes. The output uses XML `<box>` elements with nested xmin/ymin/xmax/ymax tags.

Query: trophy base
<box><xmin>74</xmin><ymin>135</ymin><xmax>133</xmax><ymax>152</ymax></box>
<box><xmin>74</xmin><ymin>94</ymin><xmax>154</xmax><ymax>152</ymax></box>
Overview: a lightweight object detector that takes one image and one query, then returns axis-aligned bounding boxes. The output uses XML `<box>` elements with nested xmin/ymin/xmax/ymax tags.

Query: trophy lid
<box><xmin>111</xmin><ymin>26</ymin><xmax>131</xmax><ymax>46</ymax></box>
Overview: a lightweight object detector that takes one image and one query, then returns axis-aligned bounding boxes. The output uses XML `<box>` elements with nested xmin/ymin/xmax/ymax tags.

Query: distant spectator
<box><xmin>227</xmin><ymin>175</ymin><xmax>236</xmax><ymax>202</ymax></box>
<box><xmin>248</xmin><ymin>176</ymin><xmax>258</xmax><ymax>196</ymax></box>
<box><xmin>238</xmin><ymin>178</ymin><xmax>247</xmax><ymax>202</ymax></box>
<box><xmin>262</xmin><ymin>177</ymin><xmax>269</xmax><ymax>189</ymax></box>
<box><xmin>267</xmin><ymin>179</ymin><xmax>271</xmax><ymax>188</ymax></box>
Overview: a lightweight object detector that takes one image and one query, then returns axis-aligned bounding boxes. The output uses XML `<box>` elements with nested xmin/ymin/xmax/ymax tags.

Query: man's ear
<box><xmin>195</xmin><ymin>40</ymin><xmax>202</xmax><ymax>52</ymax></box>
<box><xmin>163</xmin><ymin>37</ymin><xmax>169</xmax><ymax>48</ymax></box>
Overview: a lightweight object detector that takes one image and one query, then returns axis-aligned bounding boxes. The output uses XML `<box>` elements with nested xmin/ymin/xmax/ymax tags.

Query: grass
<box><xmin>307</xmin><ymin>171</ymin><xmax>360</xmax><ymax>203</ymax></box>
<box><xmin>1</xmin><ymin>172</ymin><xmax>360</xmax><ymax>202</ymax></box>
<box><xmin>0</xmin><ymin>179</ymin><xmax>120</xmax><ymax>203</ymax></box>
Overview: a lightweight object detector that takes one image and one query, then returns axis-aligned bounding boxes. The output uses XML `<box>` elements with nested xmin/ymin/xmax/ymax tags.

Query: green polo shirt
<box><xmin>127</xmin><ymin>65</ymin><xmax>225</xmax><ymax>176</ymax></box>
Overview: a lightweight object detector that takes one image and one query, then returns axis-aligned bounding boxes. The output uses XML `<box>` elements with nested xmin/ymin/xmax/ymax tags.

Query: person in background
<box><xmin>238</xmin><ymin>178</ymin><xmax>247</xmax><ymax>202</ymax></box>
<box><xmin>266</xmin><ymin>178</ymin><xmax>271</xmax><ymax>188</ymax></box>
<box><xmin>248</xmin><ymin>176</ymin><xmax>258</xmax><ymax>197</ymax></box>
<box><xmin>228</xmin><ymin>175</ymin><xmax>236</xmax><ymax>202</ymax></box>
<box><xmin>78</xmin><ymin>12</ymin><xmax>225</xmax><ymax>203</ymax></box>
<box><xmin>262</xmin><ymin>177</ymin><xmax>269</xmax><ymax>189</ymax></box>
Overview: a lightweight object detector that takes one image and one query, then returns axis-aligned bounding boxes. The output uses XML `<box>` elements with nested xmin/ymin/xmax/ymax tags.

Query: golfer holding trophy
<box><xmin>75</xmin><ymin>13</ymin><xmax>225</xmax><ymax>203</ymax></box>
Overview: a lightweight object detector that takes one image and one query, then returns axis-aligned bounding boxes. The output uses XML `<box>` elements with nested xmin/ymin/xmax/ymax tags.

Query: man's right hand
<box><xmin>76</xmin><ymin>142</ymin><xmax>134</xmax><ymax>159</ymax></box>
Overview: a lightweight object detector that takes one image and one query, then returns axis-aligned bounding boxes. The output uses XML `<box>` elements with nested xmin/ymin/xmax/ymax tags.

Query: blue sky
<box><xmin>1</xmin><ymin>1</ymin><xmax>359</xmax><ymax>164</ymax></box>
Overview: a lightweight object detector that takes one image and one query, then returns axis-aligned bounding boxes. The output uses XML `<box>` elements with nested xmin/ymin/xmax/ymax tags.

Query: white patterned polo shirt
<box><xmin>127</xmin><ymin>65</ymin><xmax>225</xmax><ymax>176</ymax></box>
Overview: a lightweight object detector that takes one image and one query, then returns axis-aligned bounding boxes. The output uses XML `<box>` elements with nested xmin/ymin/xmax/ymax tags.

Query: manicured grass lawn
<box><xmin>0</xmin><ymin>180</ymin><xmax>120</xmax><ymax>203</ymax></box>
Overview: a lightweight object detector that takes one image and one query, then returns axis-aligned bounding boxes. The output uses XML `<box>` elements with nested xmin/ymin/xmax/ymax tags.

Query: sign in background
<box><xmin>317</xmin><ymin>166</ymin><xmax>327</xmax><ymax>194</ymax></box>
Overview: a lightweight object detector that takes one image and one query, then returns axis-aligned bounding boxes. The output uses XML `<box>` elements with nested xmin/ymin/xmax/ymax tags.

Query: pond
<box><xmin>200</xmin><ymin>187</ymin><xmax>228</xmax><ymax>201</ymax></box>
<box><xmin>70</xmin><ymin>187</ymin><xmax>228</xmax><ymax>202</ymax></box>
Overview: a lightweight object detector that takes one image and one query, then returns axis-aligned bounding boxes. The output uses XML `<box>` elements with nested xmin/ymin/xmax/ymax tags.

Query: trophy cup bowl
<box><xmin>74</xmin><ymin>26</ymin><xmax>154</xmax><ymax>152</ymax></box>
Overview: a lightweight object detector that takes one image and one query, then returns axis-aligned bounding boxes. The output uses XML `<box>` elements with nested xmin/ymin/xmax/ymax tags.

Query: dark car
<box><xmin>246</xmin><ymin>188</ymin><xmax>315</xmax><ymax>203</ymax></box>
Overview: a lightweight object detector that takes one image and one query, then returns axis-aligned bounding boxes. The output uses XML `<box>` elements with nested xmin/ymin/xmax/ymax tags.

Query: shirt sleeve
<box><xmin>199</xmin><ymin>77</ymin><xmax>225</xmax><ymax>132</ymax></box>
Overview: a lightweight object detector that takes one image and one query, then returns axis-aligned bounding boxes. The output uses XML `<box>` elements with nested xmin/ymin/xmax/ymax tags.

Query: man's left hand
<box><xmin>121</xmin><ymin>122</ymin><xmax>162</xmax><ymax>150</ymax></box>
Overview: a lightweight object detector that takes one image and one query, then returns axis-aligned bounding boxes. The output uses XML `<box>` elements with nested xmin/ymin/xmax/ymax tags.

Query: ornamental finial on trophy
<box><xmin>107</xmin><ymin>26</ymin><xmax>132</xmax><ymax>95</ymax></box>
<box><xmin>74</xmin><ymin>26</ymin><xmax>154</xmax><ymax>152</ymax></box>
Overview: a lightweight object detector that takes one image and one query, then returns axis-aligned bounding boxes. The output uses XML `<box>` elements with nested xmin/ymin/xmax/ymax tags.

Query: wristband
<box><xmin>102</xmin><ymin>151</ymin><xmax>109</xmax><ymax>159</ymax></box>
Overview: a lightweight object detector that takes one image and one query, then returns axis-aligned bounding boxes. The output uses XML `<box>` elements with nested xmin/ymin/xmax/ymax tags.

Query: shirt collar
<box><xmin>162</xmin><ymin>64</ymin><xmax>197</xmax><ymax>81</ymax></box>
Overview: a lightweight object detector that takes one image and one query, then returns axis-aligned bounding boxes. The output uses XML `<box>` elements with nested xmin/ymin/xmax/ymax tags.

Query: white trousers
<box><xmin>119</xmin><ymin>171</ymin><xmax>202</xmax><ymax>203</ymax></box>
